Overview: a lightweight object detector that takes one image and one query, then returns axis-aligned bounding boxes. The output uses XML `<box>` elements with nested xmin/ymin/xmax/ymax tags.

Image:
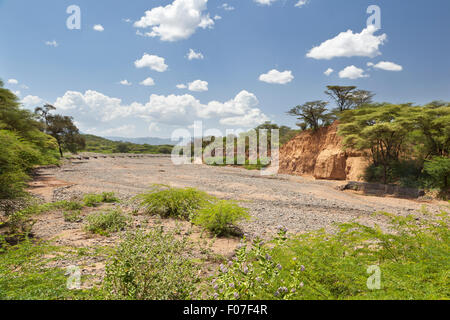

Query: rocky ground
<box><xmin>30</xmin><ymin>155</ymin><xmax>446</xmax><ymax>240</ymax></box>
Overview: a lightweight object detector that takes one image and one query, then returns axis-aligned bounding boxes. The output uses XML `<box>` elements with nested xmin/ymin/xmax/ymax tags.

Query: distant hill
<box><xmin>82</xmin><ymin>134</ymin><xmax>173</xmax><ymax>154</ymax></box>
<box><xmin>105</xmin><ymin>136</ymin><xmax>175</xmax><ymax>146</ymax></box>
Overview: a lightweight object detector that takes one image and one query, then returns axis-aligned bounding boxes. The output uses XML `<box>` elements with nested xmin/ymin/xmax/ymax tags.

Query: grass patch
<box><xmin>104</xmin><ymin>228</ymin><xmax>198</xmax><ymax>300</ymax></box>
<box><xmin>83</xmin><ymin>192</ymin><xmax>119</xmax><ymax>207</ymax></box>
<box><xmin>84</xmin><ymin>209</ymin><xmax>129</xmax><ymax>236</ymax></box>
<box><xmin>0</xmin><ymin>239</ymin><xmax>102</xmax><ymax>300</ymax></box>
<box><xmin>63</xmin><ymin>210</ymin><xmax>82</xmax><ymax>223</ymax></box>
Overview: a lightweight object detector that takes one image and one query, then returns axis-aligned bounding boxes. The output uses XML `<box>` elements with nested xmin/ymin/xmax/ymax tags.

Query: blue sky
<box><xmin>1</xmin><ymin>0</ymin><xmax>449</xmax><ymax>138</ymax></box>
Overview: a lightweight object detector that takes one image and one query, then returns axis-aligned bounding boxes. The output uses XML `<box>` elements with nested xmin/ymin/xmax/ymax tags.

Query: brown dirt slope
<box><xmin>279</xmin><ymin>122</ymin><xmax>368</xmax><ymax>181</ymax></box>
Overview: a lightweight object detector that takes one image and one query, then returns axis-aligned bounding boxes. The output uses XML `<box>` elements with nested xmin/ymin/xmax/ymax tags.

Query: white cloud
<box><xmin>188</xmin><ymin>80</ymin><xmax>209</xmax><ymax>92</ymax></box>
<box><xmin>22</xmin><ymin>95</ymin><xmax>44</xmax><ymax>108</ymax></box>
<box><xmin>338</xmin><ymin>65</ymin><xmax>368</xmax><ymax>80</ymax></box>
<box><xmin>295</xmin><ymin>0</ymin><xmax>308</xmax><ymax>8</ymax></box>
<box><xmin>253</xmin><ymin>0</ymin><xmax>278</xmax><ymax>6</ymax></box>
<box><xmin>134</xmin><ymin>53</ymin><xmax>168</xmax><ymax>72</ymax></box>
<box><xmin>134</xmin><ymin>0</ymin><xmax>214</xmax><ymax>42</ymax></box>
<box><xmin>45</xmin><ymin>40</ymin><xmax>58</xmax><ymax>47</ymax></box>
<box><xmin>7</xmin><ymin>79</ymin><xmax>18</xmax><ymax>85</ymax></box>
<box><xmin>259</xmin><ymin>69</ymin><xmax>294</xmax><ymax>84</ymax></box>
<box><xmin>13</xmin><ymin>91</ymin><xmax>21</xmax><ymax>97</ymax></box>
<box><xmin>119</xmin><ymin>80</ymin><xmax>132</xmax><ymax>86</ymax></box>
<box><xmin>324</xmin><ymin>68</ymin><xmax>334</xmax><ymax>76</ymax></box>
<box><xmin>140</xmin><ymin>77</ymin><xmax>156</xmax><ymax>86</ymax></box>
<box><xmin>220</xmin><ymin>3</ymin><xmax>235</xmax><ymax>11</ymax></box>
<box><xmin>214</xmin><ymin>15</ymin><xmax>222</xmax><ymax>20</ymax></box>
<box><xmin>187</xmin><ymin>49</ymin><xmax>204</xmax><ymax>60</ymax></box>
<box><xmin>176</xmin><ymin>84</ymin><xmax>187</xmax><ymax>89</ymax></box>
<box><xmin>91</xmin><ymin>125</ymin><xmax>136</xmax><ymax>137</ymax></box>
<box><xmin>371</xmin><ymin>61</ymin><xmax>403</xmax><ymax>71</ymax></box>
<box><xmin>93</xmin><ymin>24</ymin><xmax>105</xmax><ymax>32</ymax></box>
<box><xmin>123</xmin><ymin>18</ymin><xmax>132</xmax><ymax>23</ymax></box>
<box><xmin>306</xmin><ymin>26</ymin><xmax>387</xmax><ymax>60</ymax></box>
<box><xmin>53</xmin><ymin>89</ymin><xmax>269</xmax><ymax>129</ymax></box>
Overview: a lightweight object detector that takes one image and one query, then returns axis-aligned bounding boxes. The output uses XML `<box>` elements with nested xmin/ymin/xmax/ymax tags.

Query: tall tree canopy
<box><xmin>287</xmin><ymin>100</ymin><xmax>333</xmax><ymax>131</ymax></box>
<box><xmin>35</xmin><ymin>106</ymin><xmax>85</xmax><ymax>157</ymax></box>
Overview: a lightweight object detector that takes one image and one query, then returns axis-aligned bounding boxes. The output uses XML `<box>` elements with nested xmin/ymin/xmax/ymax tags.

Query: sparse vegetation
<box><xmin>83</xmin><ymin>192</ymin><xmax>119</xmax><ymax>207</ymax></box>
<box><xmin>210</xmin><ymin>208</ymin><xmax>450</xmax><ymax>300</ymax></box>
<box><xmin>84</xmin><ymin>209</ymin><xmax>129</xmax><ymax>236</ymax></box>
<box><xmin>63</xmin><ymin>210</ymin><xmax>82</xmax><ymax>223</ymax></box>
<box><xmin>104</xmin><ymin>228</ymin><xmax>198</xmax><ymax>300</ymax></box>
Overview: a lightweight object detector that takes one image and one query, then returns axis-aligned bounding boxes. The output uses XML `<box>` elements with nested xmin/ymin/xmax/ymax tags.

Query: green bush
<box><xmin>104</xmin><ymin>228</ymin><xmax>198</xmax><ymax>300</ymax></box>
<box><xmin>192</xmin><ymin>200</ymin><xmax>250</xmax><ymax>236</ymax></box>
<box><xmin>84</xmin><ymin>209</ymin><xmax>129</xmax><ymax>236</ymax></box>
<box><xmin>137</xmin><ymin>185</ymin><xmax>211</xmax><ymax>220</ymax></box>
<box><xmin>210</xmin><ymin>209</ymin><xmax>449</xmax><ymax>300</ymax></box>
<box><xmin>101</xmin><ymin>192</ymin><xmax>119</xmax><ymax>203</ymax></box>
<box><xmin>424</xmin><ymin>157</ymin><xmax>450</xmax><ymax>191</ymax></box>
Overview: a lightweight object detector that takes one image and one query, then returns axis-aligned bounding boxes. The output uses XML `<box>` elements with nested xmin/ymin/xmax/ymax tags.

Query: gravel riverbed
<box><xmin>33</xmin><ymin>155</ymin><xmax>444</xmax><ymax>239</ymax></box>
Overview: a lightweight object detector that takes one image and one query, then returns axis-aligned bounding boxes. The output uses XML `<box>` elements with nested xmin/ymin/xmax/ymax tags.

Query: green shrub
<box><xmin>101</xmin><ymin>192</ymin><xmax>119</xmax><ymax>203</ymax></box>
<box><xmin>84</xmin><ymin>209</ymin><xmax>129</xmax><ymax>236</ymax></box>
<box><xmin>104</xmin><ymin>228</ymin><xmax>198</xmax><ymax>300</ymax></box>
<box><xmin>137</xmin><ymin>185</ymin><xmax>211</xmax><ymax>220</ymax></box>
<box><xmin>63</xmin><ymin>210</ymin><xmax>82</xmax><ymax>223</ymax></box>
<box><xmin>424</xmin><ymin>156</ymin><xmax>450</xmax><ymax>191</ymax></box>
<box><xmin>83</xmin><ymin>192</ymin><xmax>119</xmax><ymax>207</ymax></box>
<box><xmin>53</xmin><ymin>200</ymin><xmax>83</xmax><ymax>211</ymax></box>
<box><xmin>83</xmin><ymin>194</ymin><xmax>104</xmax><ymax>207</ymax></box>
<box><xmin>210</xmin><ymin>209</ymin><xmax>449</xmax><ymax>300</ymax></box>
<box><xmin>192</xmin><ymin>200</ymin><xmax>250</xmax><ymax>236</ymax></box>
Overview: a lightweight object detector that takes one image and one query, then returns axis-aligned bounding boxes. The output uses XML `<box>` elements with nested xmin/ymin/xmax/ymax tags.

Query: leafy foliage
<box><xmin>424</xmin><ymin>157</ymin><xmax>450</xmax><ymax>190</ymax></box>
<box><xmin>287</xmin><ymin>100</ymin><xmax>334</xmax><ymax>131</ymax></box>
<box><xmin>0</xmin><ymin>81</ymin><xmax>59</xmax><ymax>201</ymax></box>
<box><xmin>211</xmin><ymin>208</ymin><xmax>450</xmax><ymax>300</ymax></box>
<box><xmin>104</xmin><ymin>228</ymin><xmax>198</xmax><ymax>300</ymax></box>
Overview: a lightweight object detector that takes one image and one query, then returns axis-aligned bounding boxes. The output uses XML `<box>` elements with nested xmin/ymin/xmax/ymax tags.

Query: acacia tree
<box><xmin>351</xmin><ymin>90</ymin><xmax>375</xmax><ymax>107</ymax></box>
<box><xmin>325</xmin><ymin>85</ymin><xmax>357</xmax><ymax>113</ymax></box>
<box><xmin>287</xmin><ymin>101</ymin><xmax>333</xmax><ymax>131</ymax></box>
<box><xmin>339</xmin><ymin>104</ymin><xmax>414</xmax><ymax>184</ymax></box>
<box><xmin>35</xmin><ymin>105</ymin><xmax>85</xmax><ymax>157</ymax></box>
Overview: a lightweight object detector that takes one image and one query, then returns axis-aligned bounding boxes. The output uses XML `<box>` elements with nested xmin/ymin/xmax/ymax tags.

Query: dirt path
<box><xmin>33</xmin><ymin>156</ymin><xmax>445</xmax><ymax>239</ymax></box>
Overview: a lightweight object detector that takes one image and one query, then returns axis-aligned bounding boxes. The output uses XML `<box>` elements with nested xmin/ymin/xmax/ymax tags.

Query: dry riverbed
<box><xmin>31</xmin><ymin>155</ymin><xmax>445</xmax><ymax>240</ymax></box>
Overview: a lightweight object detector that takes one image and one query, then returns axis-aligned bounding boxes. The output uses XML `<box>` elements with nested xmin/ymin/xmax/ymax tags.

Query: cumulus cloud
<box><xmin>371</xmin><ymin>61</ymin><xmax>403</xmax><ymax>71</ymax></box>
<box><xmin>53</xmin><ymin>89</ymin><xmax>269</xmax><ymax>129</ymax></box>
<box><xmin>214</xmin><ymin>15</ymin><xmax>222</xmax><ymax>20</ymax></box>
<box><xmin>259</xmin><ymin>69</ymin><xmax>294</xmax><ymax>84</ymax></box>
<box><xmin>22</xmin><ymin>95</ymin><xmax>44</xmax><ymax>108</ymax></box>
<box><xmin>134</xmin><ymin>53</ymin><xmax>168</xmax><ymax>72</ymax></box>
<box><xmin>134</xmin><ymin>0</ymin><xmax>214</xmax><ymax>42</ymax></box>
<box><xmin>119</xmin><ymin>80</ymin><xmax>132</xmax><ymax>86</ymax></box>
<box><xmin>338</xmin><ymin>65</ymin><xmax>368</xmax><ymax>80</ymax></box>
<box><xmin>188</xmin><ymin>80</ymin><xmax>209</xmax><ymax>92</ymax></box>
<box><xmin>7</xmin><ymin>79</ymin><xmax>18</xmax><ymax>85</ymax></box>
<box><xmin>93</xmin><ymin>24</ymin><xmax>104</xmax><ymax>32</ymax></box>
<box><xmin>306</xmin><ymin>26</ymin><xmax>387</xmax><ymax>60</ymax></box>
<box><xmin>45</xmin><ymin>40</ymin><xmax>58</xmax><ymax>47</ymax></box>
<box><xmin>140</xmin><ymin>77</ymin><xmax>156</xmax><ymax>86</ymax></box>
<box><xmin>187</xmin><ymin>49</ymin><xmax>204</xmax><ymax>60</ymax></box>
<box><xmin>176</xmin><ymin>84</ymin><xmax>187</xmax><ymax>89</ymax></box>
<box><xmin>324</xmin><ymin>68</ymin><xmax>334</xmax><ymax>76</ymax></box>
